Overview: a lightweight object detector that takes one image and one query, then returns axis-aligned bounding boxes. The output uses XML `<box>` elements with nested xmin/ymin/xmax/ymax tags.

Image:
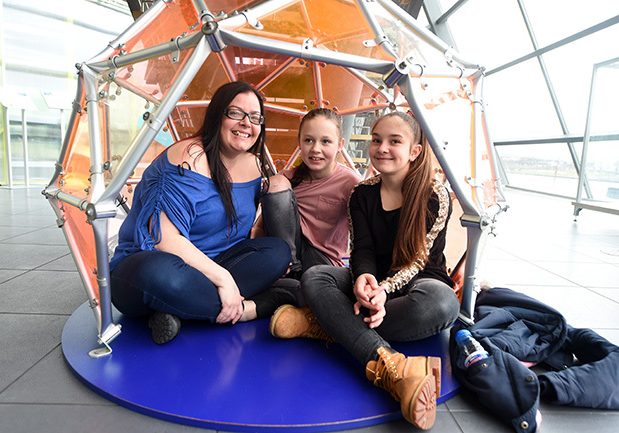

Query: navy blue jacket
<box><xmin>451</xmin><ymin>287</ymin><xmax>619</xmax><ymax>433</ymax></box>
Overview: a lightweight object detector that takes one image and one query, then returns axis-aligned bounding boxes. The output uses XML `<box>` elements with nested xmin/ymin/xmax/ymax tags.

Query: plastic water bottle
<box><xmin>455</xmin><ymin>329</ymin><xmax>489</xmax><ymax>368</ymax></box>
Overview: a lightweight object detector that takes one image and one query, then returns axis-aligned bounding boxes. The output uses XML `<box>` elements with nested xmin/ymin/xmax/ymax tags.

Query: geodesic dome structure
<box><xmin>44</xmin><ymin>0</ymin><xmax>505</xmax><ymax>356</ymax></box>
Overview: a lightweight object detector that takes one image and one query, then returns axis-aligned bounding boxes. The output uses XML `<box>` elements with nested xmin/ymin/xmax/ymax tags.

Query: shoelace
<box><xmin>370</xmin><ymin>348</ymin><xmax>401</xmax><ymax>399</ymax></box>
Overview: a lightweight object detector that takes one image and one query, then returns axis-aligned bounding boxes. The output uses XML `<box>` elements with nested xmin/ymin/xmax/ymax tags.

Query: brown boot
<box><xmin>269</xmin><ymin>305</ymin><xmax>334</xmax><ymax>342</ymax></box>
<box><xmin>366</xmin><ymin>347</ymin><xmax>441</xmax><ymax>430</ymax></box>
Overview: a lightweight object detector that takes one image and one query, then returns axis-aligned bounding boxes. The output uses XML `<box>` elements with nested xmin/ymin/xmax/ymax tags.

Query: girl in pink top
<box><xmin>261</xmin><ymin>108</ymin><xmax>360</xmax><ymax>279</ymax></box>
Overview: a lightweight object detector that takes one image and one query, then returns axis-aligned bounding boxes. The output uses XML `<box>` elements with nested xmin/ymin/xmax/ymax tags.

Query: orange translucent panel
<box><xmin>61</xmin><ymin>204</ymin><xmax>99</xmax><ymax>303</ymax></box>
<box><xmin>114</xmin><ymin>47</ymin><xmax>196</xmax><ymax>104</ymax></box>
<box><xmin>121</xmin><ymin>2</ymin><xmax>199</xmax><ymax>56</ymax></box>
<box><xmin>444</xmin><ymin>195</ymin><xmax>467</xmax><ymax>274</ymax></box>
<box><xmin>261</xmin><ymin>59</ymin><xmax>315</xmax><ymax>110</ymax></box>
<box><xmin>169</xmin><ymin>106</ymin><xmax>208</xmax><ymax>139</ymax></box>
<box><xmin>183</xmin><ymin>53</ymin><xmax>232</xmax><ymax>102</ymax></box>
<box><xmin>61</xmin><ymin>107</ymin><xmax>92</xmax><ymax>198</ymax></box>
<box><xmin>238</xmin><ymin>2</ymin><xmax>309</xmax><ymax>43</ymax></box>
<box><xmin>264</xmin><ymin>110</ymin><xmax>302</xmax><ymax>170</ymax></box>
<box><xmin>303</xmin><ymin>0</ymin><xmax>375</xmax><ymax>45</ymax></box>
<box><xmin>319</xmin><ymin>64</ymin><xmax>389</xmax><ymax>112</ymax></box>
<box><xmin>236</xmin><ymin>0</ymin><xmax>378</xmax><ymax>56</ymax></box>
<box><xmin>205</xmin><ymin>0</ymin><xmax>261</xmax><ymax>13</ymax></box>
<box><xmin>220</xmin><ymin>47</ymin><xmax>293</xmax><ymax>86</ymax></box>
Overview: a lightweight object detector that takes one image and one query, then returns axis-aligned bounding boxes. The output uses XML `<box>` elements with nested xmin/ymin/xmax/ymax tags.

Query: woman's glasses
<box><xmin>224</xmin><ymin>107</ymin><xmax>264</xmax><ymax>125</ymax></box>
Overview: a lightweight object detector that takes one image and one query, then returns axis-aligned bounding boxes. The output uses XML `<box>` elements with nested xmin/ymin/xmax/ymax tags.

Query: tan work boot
<box><xmin>269</xmin><ymin>305</ymin><xmax>334</xmax><ymax>342</ymax></box>
<box><xmin>366</xmin><ymin>346</ymin><xmax>441</xmax><ymax>430</ymax></box>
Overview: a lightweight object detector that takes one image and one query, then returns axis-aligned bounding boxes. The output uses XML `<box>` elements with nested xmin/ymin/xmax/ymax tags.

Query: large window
<box><xmin>423</xmin><ymin>0</ymin><xmax>619</xmax><ymax>211</ymax></box>
<box><xmin>0</xmin><ymin>0</ymin><xmax>132</xmax><ymax>186</ymax></box>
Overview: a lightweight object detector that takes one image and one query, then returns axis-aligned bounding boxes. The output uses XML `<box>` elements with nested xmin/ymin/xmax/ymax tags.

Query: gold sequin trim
<box><xmin>380</xmin><ymin>179</ymin><xmax>450</xmax><ymax>294</ymax></box>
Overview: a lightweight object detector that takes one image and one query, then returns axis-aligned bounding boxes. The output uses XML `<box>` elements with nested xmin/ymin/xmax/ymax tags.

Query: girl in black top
<box><xmin>269</xmin><ymin>112</ymin><xmax>460</xmax><ymax>430</ymax></box>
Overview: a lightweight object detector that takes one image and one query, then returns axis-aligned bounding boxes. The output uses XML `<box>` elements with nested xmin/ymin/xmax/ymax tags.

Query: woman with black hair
<box><xmin>109</xmin><ymin>81</ymin><xmax>291</xmax><ymax>344</ymax></box>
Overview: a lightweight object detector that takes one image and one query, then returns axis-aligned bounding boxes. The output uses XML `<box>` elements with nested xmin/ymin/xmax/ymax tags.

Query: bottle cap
<box><xmin>455</xmin><ymin>329</ymin><xmax>472</xmax><ymax>345</ymax></box>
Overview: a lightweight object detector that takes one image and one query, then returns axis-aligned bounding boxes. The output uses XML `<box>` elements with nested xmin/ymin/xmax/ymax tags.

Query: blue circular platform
<box><xmin>62</xmin><ymin>302</ymin><xmax>459</xmax><ymax>432</ymax></box>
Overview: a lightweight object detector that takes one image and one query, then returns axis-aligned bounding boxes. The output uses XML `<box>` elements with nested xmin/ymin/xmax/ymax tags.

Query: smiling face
<box><xmin>369</xmin><ymin>115</ymin><xmax>422</xmax><ymax>178</ymax></box>
<box><xmin>299</xmin><ymin>115</ymin><xmax>344</xmax><ymax>179</ymax></box>
<box><xmin>219</xmin><ymin>91</ymin><xmax>262</xmax><ymax>156</ymax></box>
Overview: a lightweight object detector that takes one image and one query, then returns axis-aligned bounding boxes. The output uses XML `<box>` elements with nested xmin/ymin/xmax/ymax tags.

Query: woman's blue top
<box><xmin>109</xmin><ymin>150</ymin><xmax>262</xmax><ymax>271</ymax></box>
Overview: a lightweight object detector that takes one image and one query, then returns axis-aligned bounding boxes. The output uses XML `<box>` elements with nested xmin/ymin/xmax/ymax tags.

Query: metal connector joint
<box><xmin>202</xmin><ymin>21</ymin><xmax>225</xmax><ymax>52</ymax></box>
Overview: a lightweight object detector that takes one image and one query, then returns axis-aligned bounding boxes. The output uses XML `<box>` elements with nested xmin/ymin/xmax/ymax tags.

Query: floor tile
<box><xmin>37</xmin><ymin>254</ymin><xmax>78</xmax><ymax>271</ymax></box>
<box><xmin>283</xmin><ymin>414</ymin><xmax>461</xmax><ymax>433</ymax></box>
<box><xmin>529</xmin><ymin>411</ymin><xmax>619</xmax><ymax>433</ymax></box>
<box><xmin>477</xmin><ymin>259</ymin><xmax>577</xmax><ymax>287</ymax></box>
<box><xmin>0</xmin><ymin>404</ymin><xmax>211</xmax><ymax>433</ymax></box>
<box><xmin>509</xmin><ymin>285</ymin><xmax>619</xmax><ymax>328</ymax></box>
<box><xmin>0</xmin><ymin>244</ymin><xmax>69</xmax><ymax>270</ymax></box>
<box><xmin>0</xmin><ymin>226</ymin><xmax>37</xmax><ymax>241</ymax></box>
<box><xmin>0</xmin><ymin>213</ymin><xmax>56</xmax><ymax>228</ymax></box>
<box><xmin>0</xmin><ymin>269</ymin><xmax>26</xmax><ymax>284</ymax></box>
<box><xmin>590</xmin><ymin>288</ymin><xmax>619</xmax><ymax>304</ymax></box>
<box><xmin>0</xmin><ymin>347</ymin><xmax>112</xmax><ymax>405</ymax></box>
<box><xmin>501</xmin><ymin>242</ymin><xmax>603</xmax><ymax>263</ymax></box>
<box><xmin>2</xmin><ymin>226</ymin><xmax>66</xmax><ymax>245</ymax></box>
<box><xmin>450</xmin><ymin>410</ymin><xmax>514</xmax><ymax>433</ymax></box>
<box><xmin>536</xmin><ymin>262</ymin><xmax>619</xmax><ymax>288</ymax></box>
<box><xmin>0</xmin><ymin>270</ymin><xmax>85</xmax><ymax>314</ymax></box>
<box><xmin>0</xmin><ymin>314</ymin><xmax>66</xmax><ymax>391</ymax></box>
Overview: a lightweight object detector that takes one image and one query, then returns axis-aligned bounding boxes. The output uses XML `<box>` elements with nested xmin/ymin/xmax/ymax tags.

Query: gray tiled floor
<box><xmin>0</xmin><ymin>187</ymin><xmax>618</xmax><ymax>433</ymax></box>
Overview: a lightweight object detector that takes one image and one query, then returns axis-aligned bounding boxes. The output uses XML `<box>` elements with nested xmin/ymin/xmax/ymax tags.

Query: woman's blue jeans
<box><xmin>110</xmin><ymin>237</ymin><xmax>290</xmax><ymax>321</ymax></box>
<box><xmin>301</xmin><ymin>265</ymin><xmax>460</xmax><ymax>365</ymax></box>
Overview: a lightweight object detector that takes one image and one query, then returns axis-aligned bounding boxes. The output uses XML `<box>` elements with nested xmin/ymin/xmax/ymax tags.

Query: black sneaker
<box><xmin>148</xmin><ymin>312</ymin><xmax>181</xmax><ymax>344</ymax></box>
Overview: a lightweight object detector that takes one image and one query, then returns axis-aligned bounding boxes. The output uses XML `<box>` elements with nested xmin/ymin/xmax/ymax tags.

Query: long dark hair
<box><xmin>201</xmin><ymin>81</ymin><xmax>270</xmax><ymax>231</ymax></box>
<box><xmin>372</xmin><ymin>111</ymin><xmax>433</xmax><ymax>270</ymax></box>
<box><xmin>289</xmin><ymin>108</ymin><xmax>342</xmax><ymax>188</ymax></box>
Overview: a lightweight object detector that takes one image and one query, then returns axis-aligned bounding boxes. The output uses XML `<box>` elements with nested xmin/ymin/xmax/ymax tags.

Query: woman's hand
<box><xmin>215</xmin><ymin>272</ymin><xmax>245</xmax><ymax>324</ymax></box>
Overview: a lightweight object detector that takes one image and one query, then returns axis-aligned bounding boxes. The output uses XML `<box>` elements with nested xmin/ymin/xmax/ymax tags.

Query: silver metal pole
<box><xmin>100</xmin><ymin>36</ymin><xmax>213</xmax><ymax>203</ymax></box>
<box><xmin>82</xmin><ymin>66</ymin><xmax>107</xmax><ymax>203</ymax></box>
<box><xmin>435</xmin><ymin>0</ymin><xmax>470</xmax><ymax>25</ymax></box>
<box><xmin>21</xmin><ymin>109</ymin><xmax>29</xmax><ymax>187</ymax></box>
<box><xmin>574</xmin><ymin>64</ymin><xmax>598</xmax><ymax>216</ymax></box>
<box><xmin>42</xmin><ymin>189</ymin><xmax>89</xmax><ymax>210</ymax></box>
<box><xmin>476</xmin><ymin>75</ymin><xmax>507</xmax><ymax>202</ymax></box>
<box><xmin>191</xmin><ymin>0</ymin><xmax>209</xmax><ymax>20</ymax></box>
<box><xmin>219</xmin><ymin>29</ymin><xmax>394</xmax><ymax>75</ymax></box>
<box><xmin>46</xmin><ymin>196</ymin><xmax>102</xmax><ymax>332</ymax></box>
<box><xmin>86</xmin><ymin>0</ymin><xmax>168</xmax><ymax>64</ymax></box>
<box><xmin>356</xmin><ymin>0</ymin><xmax>399</xmax><ymax>58</ymax></box>
<box><xmin>59</xmin><ymin>109</ymin><xmax>66</xmax><ymax>145</ymax></box>
<box><xmin>46</xmin><ymin>77</ymin><xmax>84</xmax><ymax>190</ymax></box>
<box><xmin>398</xmin><ymin>76</ymin><xmax>479</xmax><ymax>216</ymax></box>
<box><xmin>486</xmin><ymin>14</ymin><xmax>619</xmax><ymax>76</ymax></box>
<box><xmin>312</xmin><ymin>61</ymin><xmax>324</xmax><ymax>108</ymax></box>
<box><xmin>2</xmin><ymin>105</ymin><xmax>13</xmax><ymax>188</ymax></box>
<box><xmin>398</xmin><ymin>76</ymin><xmax>483</xmax><ymax>319</ymax></box>
<box><xmin>112</xmin><ymin>76</ymin><xmax>161</xmax><ymax>106</ymax></box>
<box><xmin>218</xmin><ymin>0</ymin><xmax>300</xmax><ymax>30</ymax></box>
<box><xmin>460</xmin><ymin>219</ymin><xmax>482</xmax><ymax>319</ymax></box>
<box><xmin>263</xmin><ymin>103</ymin><xmax>306</xmax><ymax>117</ymax></box>
<box><xmin>378</xmin><ymin>0</ymin><xmax>480</xmax><ymax>69</ymax></box>
<box><xmin>256</xmin><ymin>57</ymin><xmax>297</xmax><ymax>91</ymax></box>
<box><xmin>87</xmin><ymin>31</ymin><xmax>203</xmax><ymax>74</ymax></box>
<box><xmin>91</xmin><ymin>216</ymin><xmax>115</xmax><ymax>348</ymax></box>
